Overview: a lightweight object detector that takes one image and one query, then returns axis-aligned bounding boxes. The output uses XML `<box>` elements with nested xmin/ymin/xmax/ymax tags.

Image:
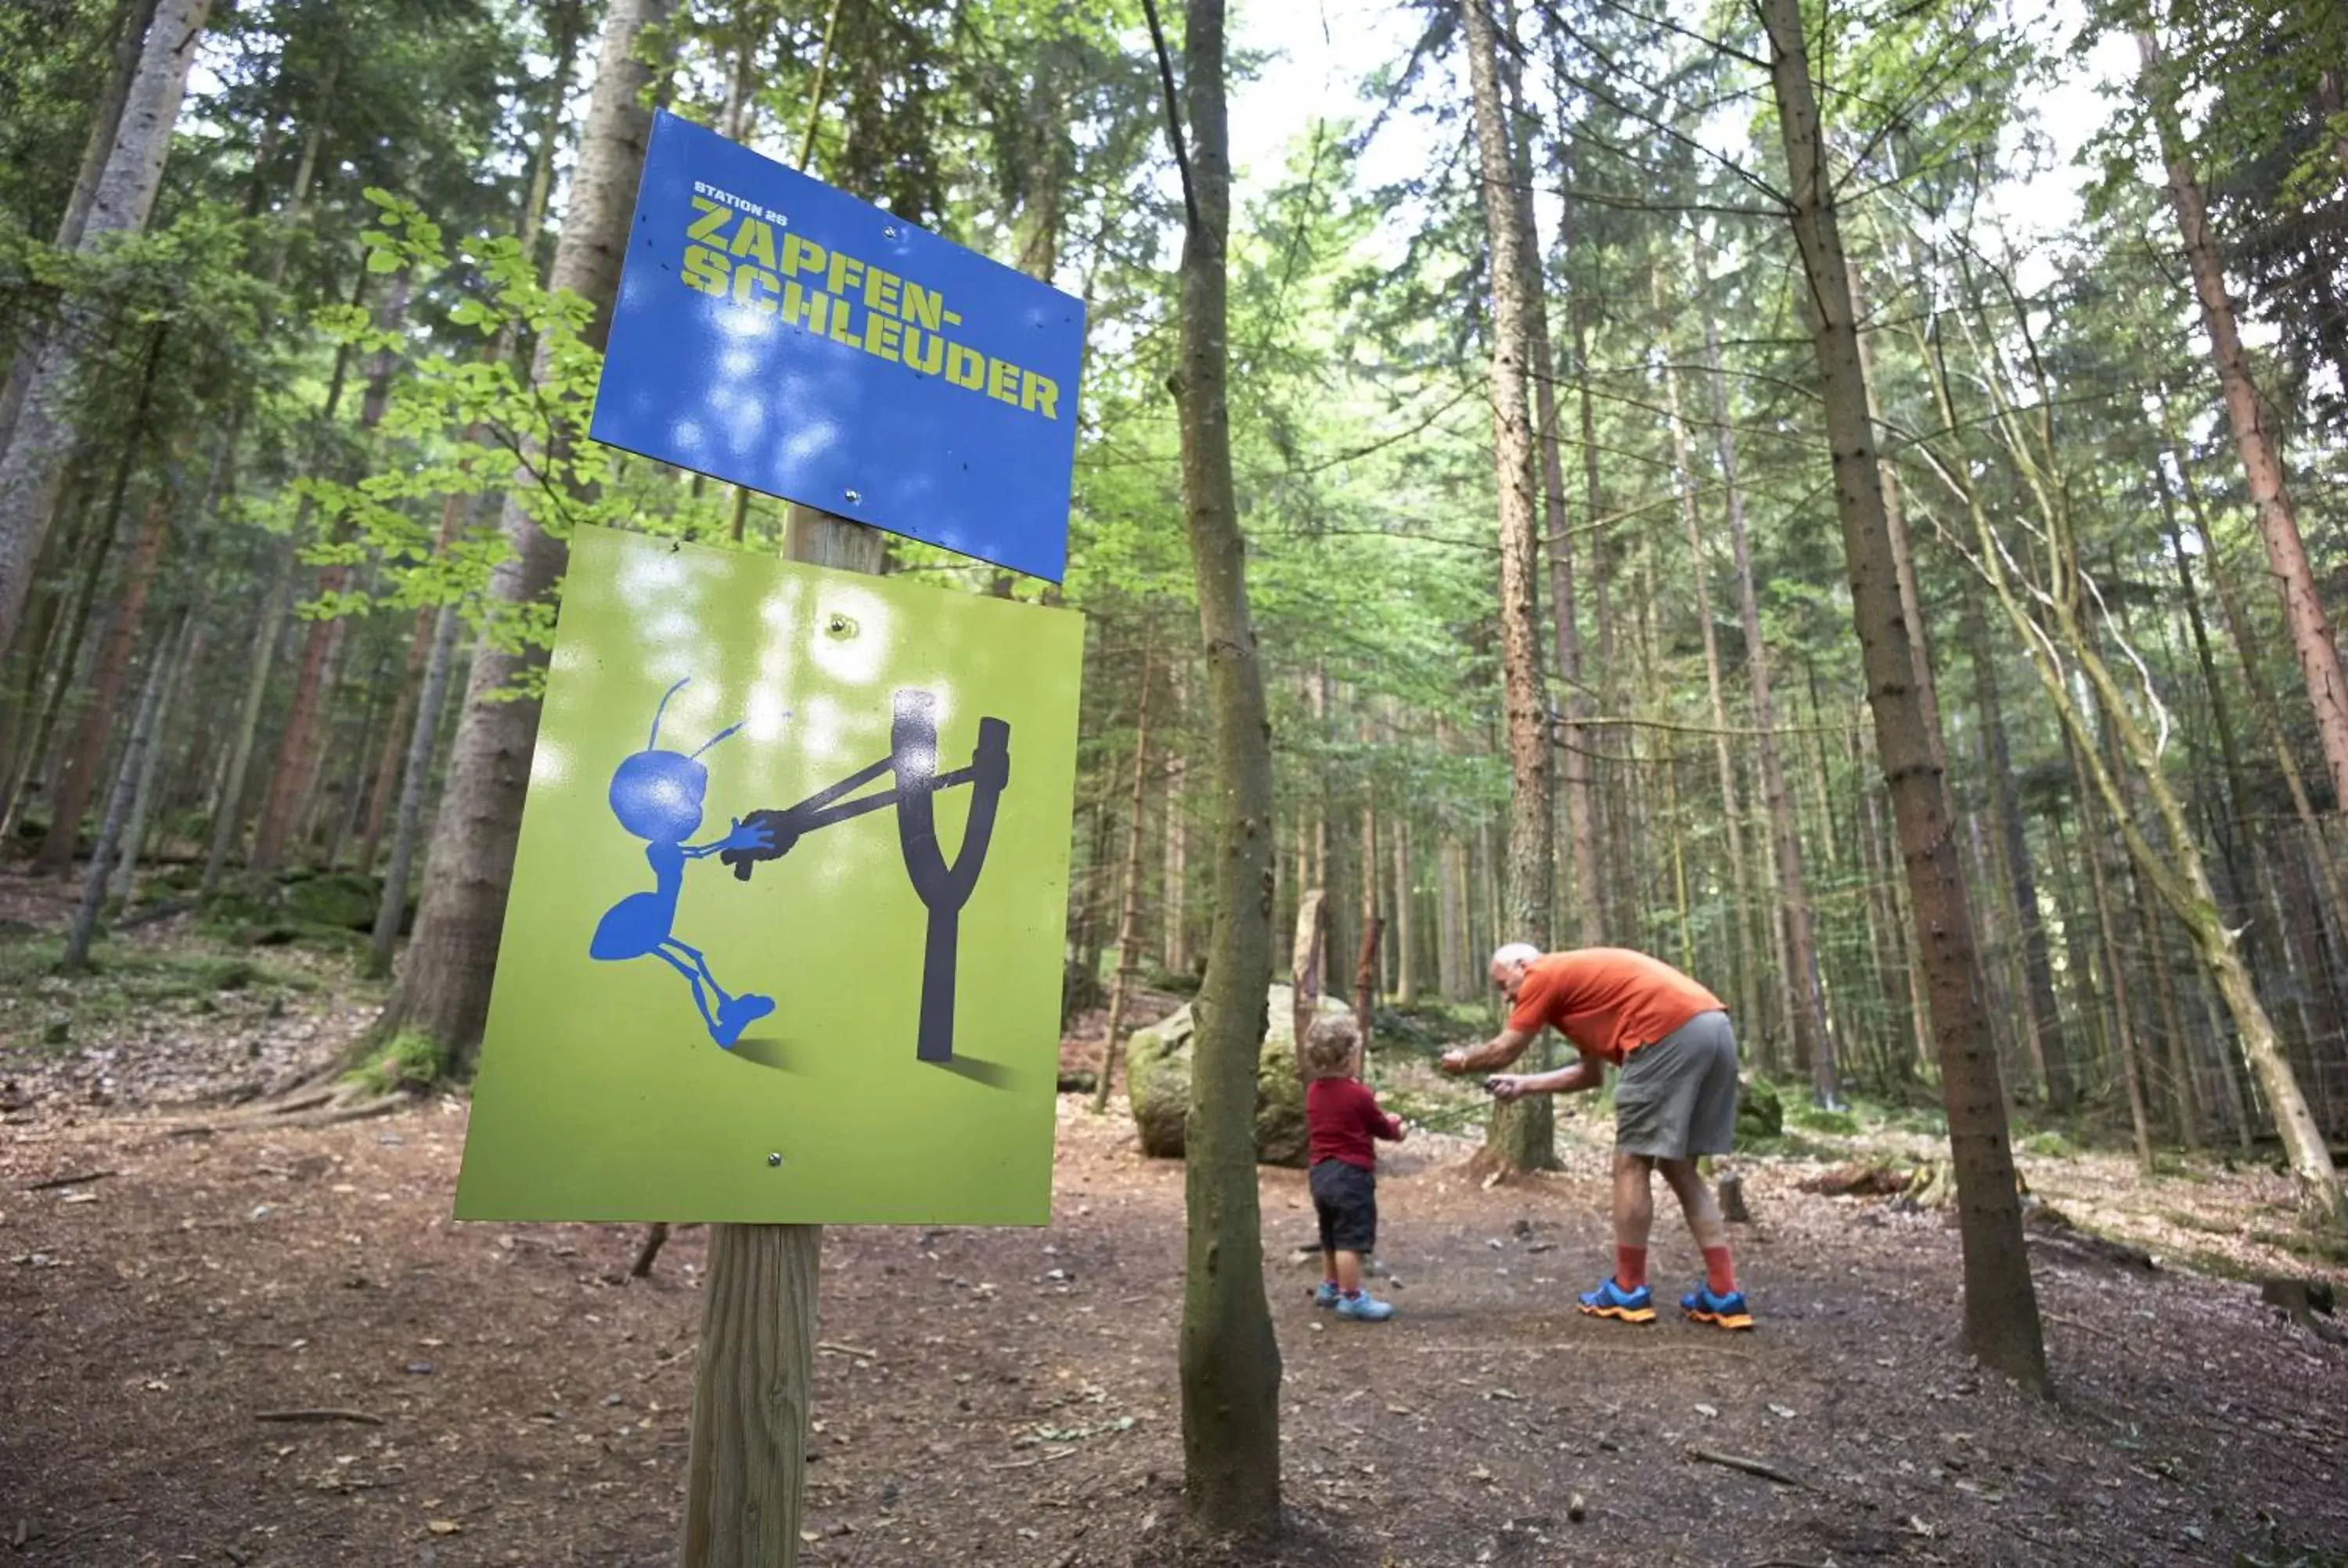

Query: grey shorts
<box><xmin>1613</xmin><ymin>1010</ymin><xmax>1739</xmax><ymax>1159</ymax></box>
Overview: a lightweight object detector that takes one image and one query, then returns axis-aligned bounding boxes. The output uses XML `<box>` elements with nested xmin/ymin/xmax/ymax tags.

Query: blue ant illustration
<box><xmin>589</xmin><ymin>678</ymin><xmax>776</xmax><ymax>1048</ymax></box>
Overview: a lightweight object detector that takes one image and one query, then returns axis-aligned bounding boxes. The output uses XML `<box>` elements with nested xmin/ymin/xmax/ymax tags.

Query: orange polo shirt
<box><xmin>1507</xmin><ymin>949</ymin><xmax>1724</xmax><ymax>1066</ymax></box>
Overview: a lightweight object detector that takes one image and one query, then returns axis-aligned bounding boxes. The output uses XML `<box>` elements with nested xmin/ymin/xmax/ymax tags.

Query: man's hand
<box><xmin>1439</xmin><ymin>1048</ymin><xmax>1474</xmax><ymax>1075</ymax></box>
<box><xmin>1486</xmin><ymin>1074</ymin><xmax>1535</xmax><ymax>1102</ymax></box>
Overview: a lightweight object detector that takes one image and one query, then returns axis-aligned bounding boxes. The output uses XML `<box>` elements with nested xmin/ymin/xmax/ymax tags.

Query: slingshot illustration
<box><xmin>589</xmin><ymin>678</ymin><xmax>778</xmax><ymax>1048</ymax></box>
<box><xmin>590</xmin><ymin>675</ymin><xmax>1011</xmax><ymax>1062</ymax></box>
<box><xmin>721</xmin><ymin>689</ymin><xmax>1010</xmax><ymax>1064</ymax></box>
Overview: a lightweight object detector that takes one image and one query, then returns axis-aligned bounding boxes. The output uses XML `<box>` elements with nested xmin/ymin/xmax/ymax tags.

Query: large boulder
<box><xmin>1126</xmin><ymin>984</ymin><xmax>1354</xmax><ymax>1167</ymax></box>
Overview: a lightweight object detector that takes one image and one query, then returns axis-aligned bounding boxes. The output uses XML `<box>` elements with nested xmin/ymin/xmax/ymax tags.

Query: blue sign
<box><xmin>589</xmin><ymin>112</ymin><xmax>1085</xmax><ymax>583</ymax></box>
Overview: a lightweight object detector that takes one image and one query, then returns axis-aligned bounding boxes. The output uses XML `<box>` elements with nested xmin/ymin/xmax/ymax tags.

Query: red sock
<box><xmin>1702</xmin><ymin>1244</ymin><xmax>1737</xmax><ymax>1296</ymax></box>
<box><xmin>1615</xmin><ymin>1245</ymin><xmax>1648</xmax><ymax>1291</ymax></box>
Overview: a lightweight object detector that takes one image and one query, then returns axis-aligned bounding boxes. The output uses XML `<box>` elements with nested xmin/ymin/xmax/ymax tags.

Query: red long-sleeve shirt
<box><xmin>1305</xmin><ymin>1077</ymin><xmax>1404</xmax><ymax>1171</ymax></box>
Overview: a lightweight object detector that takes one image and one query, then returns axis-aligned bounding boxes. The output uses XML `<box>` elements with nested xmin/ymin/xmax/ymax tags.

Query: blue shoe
<box><xmin>1576</xmin><ymin>1277</ymin><xmax>1655</xmax><ymax>1323</ymax></box>
<box><xmin>1334</xmin><ymin>1290</ymin><xmax>1394</xmax><ymax>1322</ymax></box>
<box><xmin>1680</xmin><ymin>1284</ymin><xmax>1753</xmax><ymax>1330</ymax></box>
<box><xmin>712</xmin><ymin>993</ymin><xmax>775</xmax><ymax>1048</ymax></box>
<box><xmin>1312</xmin><ymin>1281</ymin><xmax>1342</xmax><ymax>1308</ymax></box>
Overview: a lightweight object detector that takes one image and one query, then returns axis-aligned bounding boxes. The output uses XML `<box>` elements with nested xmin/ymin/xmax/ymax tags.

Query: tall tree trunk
<box><xmin>367</xmin><ymin>599</ymin><xmax>463</xmax><ymax>976</ymax></box>
<box><xmin>1393</xmin><ymin>812</ymin><xmax>1417</xmax><ymax>1006</ymax></box>
<box><xmin>110</xmin><ymin>618</ymin><xmax>200</xmax><ymax>904</ymax></box>
<box><xmin>1163</xmin><ymin>754</ymin><xmax>1190</xmax><ymax>977</ymax></box>
<box><xmin>0</xmin><ymin>0</ymin><xmax>213</xmax><ymax>660</ymax></box>
<box><xmin>2069</xmin><ymin>724</ymin><xmax>2154</xmax><ymax>1171</ymax></box>
<box><xmin>1761</xmin><ymin>0</ymin><xmax>2047</xmax><ymax>1388</ymax></box>
<box><xmin>1094</xmin><ymin>643</ymin><xmax>1155</xmax><ymax>1113</ymax></box>
<box><xmin>253</xmin><ymin>273</ymin><xmax>408</xmax><ymax>870</ymax></box>
<box><xmin>1158</xmin><ymin>0</ymin><xmax>1283</xmax><ymax>1534</ymax></box>
<box><xmin>1705</xmin><ymin>307</ymin><xmax>1835</xmax><ymax>1102</ymax></box>
<box><xmin>1963</xmin><ymin>586</ymin><xmax>2069</xmax><ymax>1109</ymax></box>
<box><xmin>2141</xmin><ymin>32</ymin><xmax>2348</xmax><ymax>815</ymax></box>
<box><xmin>369</xmin><ymin>0</ymin><xmax>673</xmax><ymax>1072</ymax></box>
<box><xmin>1521</xmin><ymin>118</ymin><xmax>1597</xmax><ymax>947</ymax></box>
<box><xmin>1464</xmin><ymin>0</ymin><xmax>1556</xmax><ymax>1172</ymax></box>
<box><xmin>201</xmin><ymin>545</ymin><xmax>295</xmax><ymax>894</ymax></box>
<box><xmin>1437</xmin><ymin>798</ymin><xmax>1469</xmax><ymax>1002</ymax></box>
<box><xmin>34</xmin><ymin>487</ymin><xmax>171</xmax><ymax>876</ymax></box>
<box><xmin>1660</xmin><ymin>276</ymin><xmax>1760</xmax><ymax>1047</ymax></box>
<box><xmin>2128</xmin><ymin>833</ymin><xmax>2201</xmax><ymax>1147</ymax></box>
<box><xmin>360</xmin><ymin>17</ymin><xmax>579</xmax><ymax>872</ymax></box>
<box><xmin>60</xmin><ymin>610</ymin><xmax>178</xmax><ymax>971</ymax></box>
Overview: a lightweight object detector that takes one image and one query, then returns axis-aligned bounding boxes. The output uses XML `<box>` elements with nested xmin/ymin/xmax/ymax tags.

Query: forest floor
<box><xmin>4</xmin><ymin>872</ymin><xmax>2348</xmax><ymax>1567</ymax></box>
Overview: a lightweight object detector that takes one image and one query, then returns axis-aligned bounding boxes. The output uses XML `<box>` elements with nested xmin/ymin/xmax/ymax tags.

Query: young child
<box><xmin>1302</xmin><ymin>1014</ymin><xmax>1406</xmax><ymax>1322</ymax></box>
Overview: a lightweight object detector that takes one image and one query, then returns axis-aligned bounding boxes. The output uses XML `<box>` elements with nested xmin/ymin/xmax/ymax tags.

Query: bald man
<box><xmin>1442</xmin><ymin>944</ymin><xmax>1751</xmax><ymax>1330</ymax></box>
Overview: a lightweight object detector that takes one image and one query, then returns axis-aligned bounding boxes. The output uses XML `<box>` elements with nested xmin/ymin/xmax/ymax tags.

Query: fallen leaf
<box><xmin>426</xmin><ymin>1520</ymin><xmax>463</xmax><ymax>1537</ymax></box>
<box><xmin>1768</xmin><ymin>1404</ymin><xmax>1797</xmax><ymax>1419</ymax></box>
<box><xmin>1694</xmin><ymin>1403</ymin><xmax>1718</xmax><ymax>1419</ymax></box>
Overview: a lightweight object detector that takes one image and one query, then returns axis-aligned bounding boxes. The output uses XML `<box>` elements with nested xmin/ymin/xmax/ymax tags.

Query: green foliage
<box><xmin>0</xmin><ymin>936</ymin><xmax>310</xmax><ymax>1051</ymax></box>
<box><xmin>1786</xmin><ymin>1100</ymin><xmax>1863</xmax><ymax>1136</ymax></box>
<box><xmin>1737</xmin><ymin>1076</ymin><xmax>1786</xmax><ymax>1140</ymax></box>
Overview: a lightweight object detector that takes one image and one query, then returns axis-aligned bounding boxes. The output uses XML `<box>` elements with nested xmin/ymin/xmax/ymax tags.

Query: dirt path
<box><xmin>5</xmin><ymin>1079</ymin><xmax>2347</xmax><ymax>1567</ymax></box>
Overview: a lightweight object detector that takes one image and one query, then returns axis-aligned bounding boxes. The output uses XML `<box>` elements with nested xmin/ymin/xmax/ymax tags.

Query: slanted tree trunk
<box><xmin>1705</xmin><ymin>306</ymin><xmax>1835</xmax><ymax>1102</ymax></box>
<box><xmin>1157</xmin><ymin>0</ymin><xmax>1283</xmax><ymax>1534</ymax></box>
<box><xmin>369</xmin><ymin>0</ymin><xmax>673</xmax><ymax>1074</ymax></box>
<box><xmin>1094</xmin><ymin>643</ymin><xmax>1155</xmax><ymax>1113</ymax></box>
<box><xmin>1761</xmin><ymin>0</ymin><xmax>2047</xmax><ymax>1389</ymax></box>
<box><xmin>2141</xmin><ymin>32</ymin><xmax>2348</xmax><ymax>816</ymax></box>
<box><xmin>1462</xmin><ymin>0</ymin><xmax>1555</xmax><ymax>1173</ymax></box>
<box><xmin>0</xmin><ymin>0</ymin><xmax>163</xmax><ymax>454</ymax></box>
<box><xmin>0</xmin><ymin>0</ymin><xmax>213</xmax><ymax>660</ymax></box>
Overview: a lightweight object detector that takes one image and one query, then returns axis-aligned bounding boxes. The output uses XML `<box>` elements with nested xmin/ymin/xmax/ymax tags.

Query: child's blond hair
<box><xmin>1301</xmin><ymin>1014</ymin><xmax>1363</xmax><ymax>1079</ymax></box>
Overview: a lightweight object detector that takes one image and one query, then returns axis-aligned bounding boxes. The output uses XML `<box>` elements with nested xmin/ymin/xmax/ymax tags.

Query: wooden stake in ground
<box><xmin>679</xmin><ymin>506</ymin><xmax>882</xmax><ymax>1568</ymax></box>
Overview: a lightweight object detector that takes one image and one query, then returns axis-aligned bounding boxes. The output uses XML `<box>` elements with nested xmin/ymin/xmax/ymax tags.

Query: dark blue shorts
<box><xmin>1309</xmin><ymin>1159</ymin><xmax>1378</xmax><ymax>1254</ymax></box>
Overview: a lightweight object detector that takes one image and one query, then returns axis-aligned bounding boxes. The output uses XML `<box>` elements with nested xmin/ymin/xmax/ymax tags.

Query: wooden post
<box><xmin>1352</xmin><ymin>914</ymin><xmax>1384</xmax><ymax>1041</ymax></box>
<box><xmin>1291</xmin><ymin>889</ymin><xmax>1326</xmax><ymax>1070</ymax></box>
<box><xmin>681</xmin><ymin>504</ymin><xmax>882</xmax><ymax>1568</ymax></box>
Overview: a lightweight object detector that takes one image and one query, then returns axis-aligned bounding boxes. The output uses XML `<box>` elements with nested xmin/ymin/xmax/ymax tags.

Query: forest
<box><xmin>4</xmin><ymin>0</ymin><xmax>2348</xmax><ymax>1563</ymax></box>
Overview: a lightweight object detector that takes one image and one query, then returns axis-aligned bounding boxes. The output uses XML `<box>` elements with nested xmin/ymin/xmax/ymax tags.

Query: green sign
<box><xmin>454</xmin><ymin>526</ymin><xmax>1083</xmax><ymax>1225</ymax></box>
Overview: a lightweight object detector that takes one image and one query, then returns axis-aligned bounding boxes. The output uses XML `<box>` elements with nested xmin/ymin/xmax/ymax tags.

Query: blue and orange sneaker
<box><xmin>1312</xmin><ymin>1280</ymin><xmax>1343</xmax><ymax>1309</ymax></box>
<box><xmin>1335</xmin><ymin>1289</ymin><xmax>1394</xmax><ymax>1322</ymax></box>
<box><xmin>1576</xmin><ymin>1277</ymin><xmax>1656</xmax><ymax>1323</ymax></box>
<box><xmin>1680</xmin><ymin>1284</ymin><xmax>1754</xmax><ymax>1330</ymax></box>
